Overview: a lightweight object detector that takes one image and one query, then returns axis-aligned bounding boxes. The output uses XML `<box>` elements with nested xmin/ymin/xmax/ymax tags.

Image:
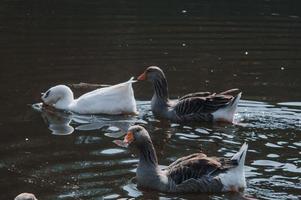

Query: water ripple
<box><xmin>1</xmin><ymin>100</ymin><xmax>299</xmax><ymax>200</ymax></box>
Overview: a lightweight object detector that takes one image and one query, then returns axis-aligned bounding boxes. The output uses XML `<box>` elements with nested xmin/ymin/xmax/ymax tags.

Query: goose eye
<box><xmin>44</xmin><ymin>90</ymin><xmax>51</xmax><ymax>98</ymax></box>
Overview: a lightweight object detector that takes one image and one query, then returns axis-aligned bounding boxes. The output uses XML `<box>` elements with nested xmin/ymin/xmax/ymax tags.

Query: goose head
<box><xmin>137</xmin><ymin>66</ymin><xmax>169</xmax><ymax>101</ymax></box>
<box><xmin>41</xmin><ymin>85</ymin><xmax>74</xmax><ymax>110</ymax></box>
<box><xmin>137</xmin><ymin>66</ymin><xmax>166</xmax><ymax>82</ymax></box>
<box><xmin>123</xmin><ymin>125</ymin><xmax>158</xmax><ymax>166</ymax></box>
<box><xmin>123</xmin><ymin>125</ymin><xmax>151</xmax><ymax>147</ymax></box>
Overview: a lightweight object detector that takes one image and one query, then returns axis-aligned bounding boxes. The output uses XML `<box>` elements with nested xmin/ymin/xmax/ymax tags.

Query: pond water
<box><xmin>0</xmin><ymin>0</ymin><xmax>300</xmax><ymax>199</ymax></box>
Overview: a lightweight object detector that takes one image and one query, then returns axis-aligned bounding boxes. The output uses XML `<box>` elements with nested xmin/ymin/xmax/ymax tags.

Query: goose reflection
<box><xmin>32</xmin><ymin>103</ymin><xmax>146</xmax><ymax>136</ymax></box>
<box><xmin>40</xmin><ymin>106</ymin><xmax>74</xmax><ymax>135</ymax></box>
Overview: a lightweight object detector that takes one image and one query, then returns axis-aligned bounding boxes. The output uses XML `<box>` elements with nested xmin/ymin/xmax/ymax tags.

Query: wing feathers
<box><xmin>166</xmin><ymin>153</ymin><xmax>238</xmax><ymax>186</ymax></box>
<box><xmin>173</xmin><ymin>89</ymin><xmax>239</xmax><ymax>121</ymax></box>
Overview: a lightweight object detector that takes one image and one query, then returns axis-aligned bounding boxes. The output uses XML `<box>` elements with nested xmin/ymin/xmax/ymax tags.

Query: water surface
<box><xmin>0</xmin><ymin>0</ymin><xmax>300</xmax><ymax>199</ymax></box>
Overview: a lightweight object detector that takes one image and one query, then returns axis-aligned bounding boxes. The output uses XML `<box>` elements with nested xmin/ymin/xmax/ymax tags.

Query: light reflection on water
<box><xmin>0</xmin><ymin>1</ymin><xmax>301</xmax><ymax>199</ymax></box>
<box><xmin>1</xmin><ymin>100</ymin><xmax>300</xmax><ymax>200</ymax></box>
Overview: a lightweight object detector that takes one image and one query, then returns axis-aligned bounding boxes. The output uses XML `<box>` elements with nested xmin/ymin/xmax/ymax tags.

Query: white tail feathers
<box><xmin>231</xmin><ymin>142</ymin><xmax>248</xmax><ymax>167</ymax></box>
<box><xmin>226</xmin><ymin>92</ymin><xmax>242</xmax><ymax>119</ymax></box>
<box><xmin>219</xmin><ymin>142</ymin><xmax>248</xmax><ymax>191</ymax></box>
<box><xmin>127</xmin><ymin>76</ymin><xmax>137</xmax><ymax>84</ymax></box>
<box><xmin>230</xmin><ymin>92</ymin><xmax>242</xmax><ymax>111</ymax></box>
<box><xmin>212</xmin><ymin>92</ymin><xmax>242</xmax><ymax>122</ymax></box>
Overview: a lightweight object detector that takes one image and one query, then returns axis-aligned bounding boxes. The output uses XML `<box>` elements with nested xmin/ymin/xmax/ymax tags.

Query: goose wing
<box><xmin>166</xmin><ymin>154</ymin><xmax>221</xmax><ymax>184</ymax></box>
<box><xmin>178</xmin><ymin>88</ymin><xmax>240</xmax><ymax>101</ymax></box>
<box><xmin>165</xmin><ymin>153</ymin><xmax>237</xmax><ymax>191</ymax></box>
<box><xmin>173</xmin><ymin>92</ymin><xmax>237</xmax><ymax>121</ymax></box>
<box><xmin>178</xmin><ymin>92</ymin><xmax>212</xmax><ymax>101</ymax></box>
<box><xmin>78</xmin><ymin>77</ymin><xmax>136</xmax><ymax>99</ymax></box>
<box><xmin>72</xmin><ymin>77</ymin><xmax>136</xmax><ymax>114</ymax></box>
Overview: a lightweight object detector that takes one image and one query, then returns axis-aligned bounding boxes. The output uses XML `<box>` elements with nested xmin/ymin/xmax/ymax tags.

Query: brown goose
<box><xmin>123</xmin><ymin>125</ymin><xmax>248</xmax><ymax>193</ymax></box>
<box><xmin>137</xmin><ymin>66</ymin><xmax>242</xmax><ymax>123</ymax></box>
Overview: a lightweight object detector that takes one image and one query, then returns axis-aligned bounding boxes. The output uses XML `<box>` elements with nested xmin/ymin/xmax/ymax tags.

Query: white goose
<box><xmin>41</xmin><ymin>77</ymin><xmax>137</xmax><ymax>115</ymax></box>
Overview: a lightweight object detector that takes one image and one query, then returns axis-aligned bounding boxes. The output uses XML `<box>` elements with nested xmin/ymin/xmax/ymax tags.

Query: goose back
<box><xmin>164</xmin><ymin>153</ymin><xmax>238</xmax><ymax>192</ymax></box>
<box><xmin>71</xmin><ymin>78</ymin><xmax>137</xmax><ymax>114</ymax></box>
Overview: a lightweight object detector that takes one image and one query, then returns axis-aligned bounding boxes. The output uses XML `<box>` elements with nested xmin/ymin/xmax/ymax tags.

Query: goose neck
<box><xmin>152</xmin><ymin>76</ymin><xmax>169</xmax><ymax>101</ymax></box>
<box><xmin>55</xmin><ymin>96</ymin><xmax>74</xmax><ymax>110</ymax></box>
<box><xmin>137</xmin><ymin>140</ymin><xmax>158</xmax><ymax>169</ymax></box>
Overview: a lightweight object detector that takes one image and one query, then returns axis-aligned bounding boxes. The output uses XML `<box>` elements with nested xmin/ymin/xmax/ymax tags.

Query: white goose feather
<box><xmin>41</xmin><ymin>77</ymin><xmax>137</xmax><ymax>115</ymax></box>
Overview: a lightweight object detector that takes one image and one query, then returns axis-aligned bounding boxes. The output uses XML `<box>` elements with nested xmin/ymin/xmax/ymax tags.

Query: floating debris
<box><xmin>69</xmin><ymin>82</ymin><xmax>110</xmax><ymax>89</ymax></box>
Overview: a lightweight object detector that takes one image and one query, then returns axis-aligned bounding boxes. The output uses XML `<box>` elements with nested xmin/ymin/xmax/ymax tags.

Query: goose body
<box><xmin>41</xmin><ymin>78</ymin><xmax>137</xmax><ymax>115</ymax></box>
<box><xmin>137</xmin><ymin>66</ymin><xmax>241</xmax><ymax>123</ymax></box>
<box><xmin>123</xmin><ymin>125</ymin><xmax>248</xmax><ymax>193</ymax></box>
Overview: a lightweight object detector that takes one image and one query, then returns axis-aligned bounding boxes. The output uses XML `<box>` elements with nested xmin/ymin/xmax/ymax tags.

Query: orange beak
<box><xmin>137</xmin><ymin>71</ymin><xmax>147</xmax><ymax>81</ymax></box>
<box><xmin>123</xmin><ymin>131</ymin><xmax>134</xmax><ymax>144</ymax></box>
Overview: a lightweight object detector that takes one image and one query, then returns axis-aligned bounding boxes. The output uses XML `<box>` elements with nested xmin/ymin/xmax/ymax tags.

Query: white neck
<box><xmin>53</xmin><ymin>87</ymin><xmax>74</xmax><ymax>110</ymax></box>
<box><xmin>55</xmin><ymin>97</ymin><xmax>73</xmax><ymax>110</ymax></box>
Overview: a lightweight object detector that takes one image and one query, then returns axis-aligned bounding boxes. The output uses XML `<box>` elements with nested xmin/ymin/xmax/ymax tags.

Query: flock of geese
<box><xmin>16</xmin><ymin>66</ymin><xmax>247</xmax><ymax>200</ymax></box>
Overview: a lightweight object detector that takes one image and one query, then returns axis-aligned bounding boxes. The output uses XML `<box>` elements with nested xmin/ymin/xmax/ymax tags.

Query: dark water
<box><xmin>0</xmin><ymin>0</ymin><xmax>300</xmax><ymax>199</ymax></box>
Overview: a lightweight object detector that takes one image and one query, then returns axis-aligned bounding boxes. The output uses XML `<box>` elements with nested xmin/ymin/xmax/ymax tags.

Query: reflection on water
<box><xmin>1</xmin><ymin>100</ymin><xmax>300</xmax><ymax>200</ymax></box>
<box><xmin>32</xmin><ymin>103</ymin><xmax>145</xmax><ymax>135</ymax></box>
<box><xmin>0</xmin><ymin>0</ymin><xmax>300</xmax><ymax>199</ymax></box>
<box><xmin>32</xmin><ymin>103</ymin><xmax>74</xmax><ymax>135</ymax></box>
<box><xmin>237</xmin><ymin>100</ymin><xmax>301</xmax><ymax>130</ymax></box>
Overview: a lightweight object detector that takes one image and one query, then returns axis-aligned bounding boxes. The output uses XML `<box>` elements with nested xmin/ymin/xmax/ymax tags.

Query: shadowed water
<box><xmin>0</xmin><ymin>0</ymin><xmax>300</xmax><ymax>200</ymax></box>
